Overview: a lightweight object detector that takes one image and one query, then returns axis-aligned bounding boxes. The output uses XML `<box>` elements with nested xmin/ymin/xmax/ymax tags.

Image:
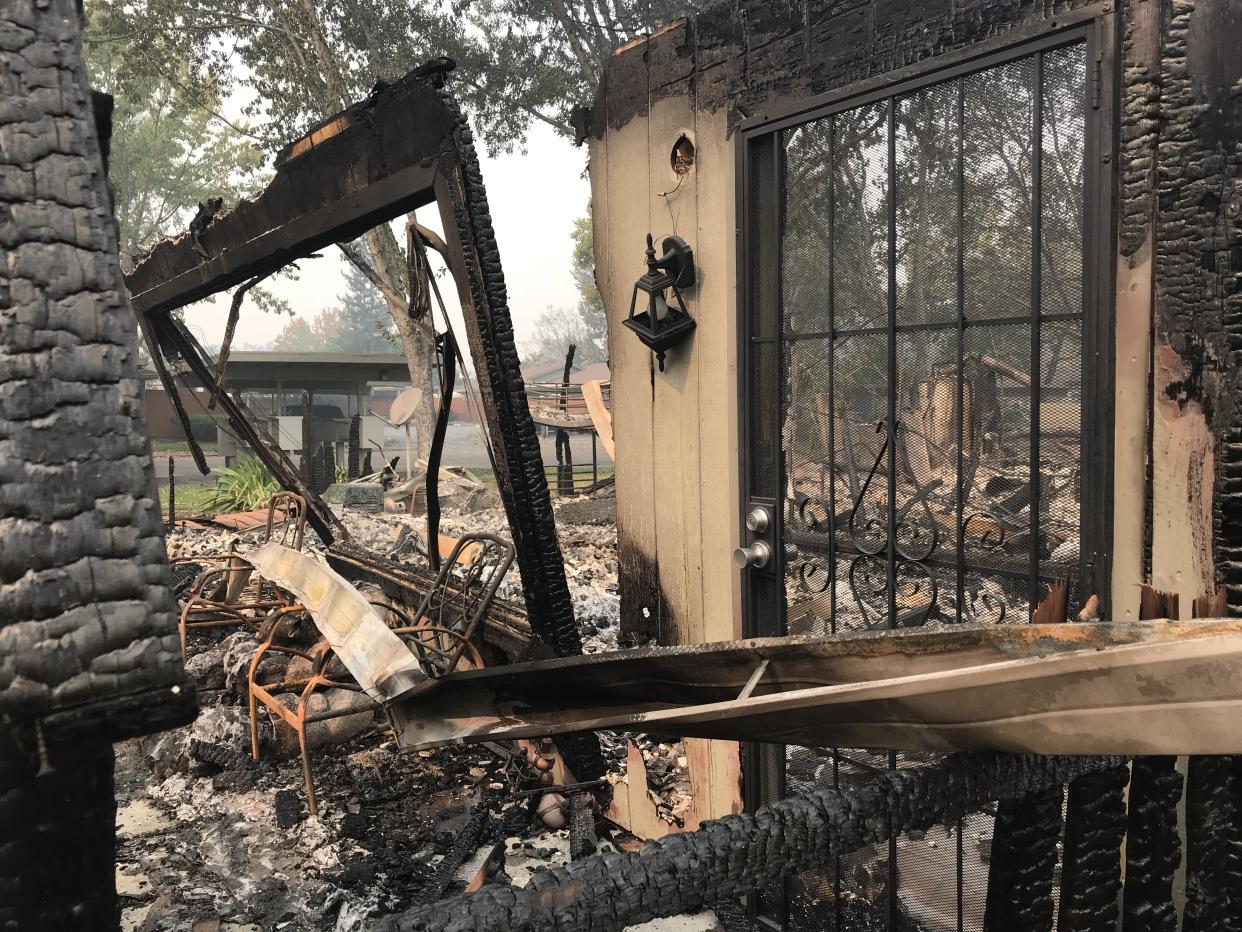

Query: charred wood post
<box><xmin>557</xmin><ymin>344</ymin><xmax>576</xmax><ymax>496</ymax></box>
<box><xmin>380</xmin><ymin>753</ymin><xmax>1119</xmax><ymax>932</ymax></box>
<box><xmin>430</xmin><ymin>91</ymin><xmax>604</xmax><ymax>780</ymax></box>
<box><xmin>0</xmin><ymin>0</ymin><xmax>195</xmax><ymax>925</ymax></box>
<box><xmin>983</xmin><ymin>787</ymin><xmax>1064</xmax><ymax>932</ymax></box>
<box><xmin>1056</xmin><ymin>764</ymin><xmax>1130</xmax><ymax>932</ymax></box>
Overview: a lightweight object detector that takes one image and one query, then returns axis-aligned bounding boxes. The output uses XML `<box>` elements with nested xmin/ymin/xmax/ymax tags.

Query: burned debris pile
<box><xmin>115</xmin><ymin>489</ymin><xmax>703</xmax><ymax>930</ymax></box>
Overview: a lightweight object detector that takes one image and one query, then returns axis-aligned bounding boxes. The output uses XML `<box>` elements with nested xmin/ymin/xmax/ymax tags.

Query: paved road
<box><xmin>157</xmin><ymin>422</ymin><xmax>612</xmax><ymax>485</ymax></box>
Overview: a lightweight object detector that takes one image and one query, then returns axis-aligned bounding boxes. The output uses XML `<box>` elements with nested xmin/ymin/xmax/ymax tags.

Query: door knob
<box><xmin>732</xmin><ymin>540</ymin><xmax>772</xmax><ymax>569</ymax></box>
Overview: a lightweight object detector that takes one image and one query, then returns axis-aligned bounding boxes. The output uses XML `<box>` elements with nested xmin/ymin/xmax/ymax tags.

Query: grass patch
<box><xmin>159</xmin><ymin>481</ymin><xmax>216</xmax><ymax>518</ymax></box>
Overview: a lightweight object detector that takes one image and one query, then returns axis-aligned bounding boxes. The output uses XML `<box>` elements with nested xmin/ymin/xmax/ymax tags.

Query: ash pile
<box><xmin>118</xmin><ymin>487</ymin><xmax>711</xmax><ymax>931</ymax></box>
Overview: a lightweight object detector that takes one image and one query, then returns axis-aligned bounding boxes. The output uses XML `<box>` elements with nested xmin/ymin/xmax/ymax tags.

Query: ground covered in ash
<box><xmin>118</xmin><ymin>491</ymin><xmax>724</xmax><ymax>931</ymax></box>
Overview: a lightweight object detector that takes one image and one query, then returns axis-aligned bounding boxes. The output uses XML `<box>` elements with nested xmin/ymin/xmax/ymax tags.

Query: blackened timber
<box><xmin>1057</xmin><ymin>765</ymin><xmax>1129</xmax><ymax>932</ymax></box>
<box><xmin>428</xmin><ymin>106</ymin><xmax>582</xmax><ymax>657</ymax></box>
<box><xmin>380</xmin><ymin>753</ymin><xmax>1120</xmax><ymax>932</ymax></box>
<box><xmin>125</xmin><ymin>75</ymin><xmax>451</xmax><ymax>317</ymax></box>
<box><xmin>983</xmin><ymin>788</ymin><xmax>1063</xmax><ymax>932</ymax></box>
<box><xmin>1121</xmin><ymin>756</ymin><xmax>1182</xmax><ymax>932</ymax></box>
<box><xmin>425</xmin><ymin>330</ymin><xmax>456</xmax><ymax>572</ymax></box>
<box><xmin>1182</xmin><ymin>756</ymin><xmax>1242</xmax><ymax>932</ymax></box>
<box><xmin>429</xmin><ymin>90</ymin><xmax>605</xmax><ymax>782</ymax></box>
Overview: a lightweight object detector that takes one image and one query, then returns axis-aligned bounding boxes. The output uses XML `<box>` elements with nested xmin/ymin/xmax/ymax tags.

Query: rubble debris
<box><xmin>248</xmin><ymin>542</ymin><xmax>428</xmax><ymax>703</ymax></box>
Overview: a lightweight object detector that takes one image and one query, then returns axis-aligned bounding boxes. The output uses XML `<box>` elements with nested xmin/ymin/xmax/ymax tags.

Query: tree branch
<box><xmin>337</xmin><ymin>240</ymin><xmax>406</xmax><ymax>309</ymax></box>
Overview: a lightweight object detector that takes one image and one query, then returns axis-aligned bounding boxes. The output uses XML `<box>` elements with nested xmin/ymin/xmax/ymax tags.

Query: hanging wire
<box><xmin>411</xmin><ymin>223</ymin><xmax>501</xmax><ymax>478</ymax></box>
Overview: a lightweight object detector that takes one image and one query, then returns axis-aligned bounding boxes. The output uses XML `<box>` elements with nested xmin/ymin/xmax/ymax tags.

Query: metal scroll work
<box><xmin>786</xmin><ymin>414</ymin><xmax>1015</xmax><ymax>630</ymax></box>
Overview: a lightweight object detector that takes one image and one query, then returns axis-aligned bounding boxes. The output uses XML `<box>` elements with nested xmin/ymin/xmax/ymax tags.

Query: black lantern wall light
<box><xmin>624</xmin><ymin>234</ymin><xmax>696</xmax><ymax>371</ymax></box>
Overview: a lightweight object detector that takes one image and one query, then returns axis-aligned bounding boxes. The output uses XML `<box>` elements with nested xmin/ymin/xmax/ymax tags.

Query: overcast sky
<box><xmin>180</xmin><ymin>122</ymin><xmax>592</xmax><ymax>363</ymax></box>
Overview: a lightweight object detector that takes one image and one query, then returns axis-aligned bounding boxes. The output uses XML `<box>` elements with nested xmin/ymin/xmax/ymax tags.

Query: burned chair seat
<box><xmin>246</xmin><ymin>533</ymin><xmax>514</xmax><ymax>814</ymax></box>
<box><xmin>175</xmin><ymin>492</ymin><xmax>309</xmax><ymax>655</ymax></box>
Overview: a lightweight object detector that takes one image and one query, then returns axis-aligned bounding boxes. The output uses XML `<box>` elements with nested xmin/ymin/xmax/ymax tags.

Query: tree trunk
<box><xmin>0</xmin><ymin>0</ymin><xmax>194</xmax><ymax>926</ymax></box>
<box><xmin>363</xmin><ymin>223</ymin><xmax>438</xmax><ymax>464</ymax></box>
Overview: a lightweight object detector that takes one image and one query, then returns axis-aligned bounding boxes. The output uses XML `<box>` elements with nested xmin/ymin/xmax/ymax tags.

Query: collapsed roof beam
<box><xmin>123</xmin><ymin>63</ymin><xmax>604</xmax><ymax>781</ymax></box>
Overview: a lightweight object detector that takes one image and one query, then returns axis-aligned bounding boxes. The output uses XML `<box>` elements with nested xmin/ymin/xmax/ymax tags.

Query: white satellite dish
<box><xmin>388</xmin><ymin>387</ymin><xmax>423</xmax><ymax>481</ymax></box>
<box><xmin>389</xmin><ymin>386</ymin><xmax>424</xmax><ymax>427</ymax></box>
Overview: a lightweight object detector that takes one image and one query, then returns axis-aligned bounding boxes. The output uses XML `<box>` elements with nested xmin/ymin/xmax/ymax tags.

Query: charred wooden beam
<box><xmin>121</xmin><ymin>68</ymin><xmax>605</xmax><ymax>784</ymax></box>
<box><xmin>379</xmin><ymin>753</ymin><xmax>1120</xmax><ymax>932</ymax></box>
<box><xmin>391</xmin><ymin>620</ymin><xmax>1242</xmax><ymax>755</ymax></box>
<box><xmin>124</xmin><ymin>75</ymin><xmax>451</xmax><ymax>317</ymax></box>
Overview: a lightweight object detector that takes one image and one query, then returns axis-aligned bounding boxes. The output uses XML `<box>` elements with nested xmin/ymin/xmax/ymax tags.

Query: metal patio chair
<box><xmin>175</xmin><ymin>492</ymin><xmax>309</xmax><ymax>656</ymax></box>
<box><xmin>246</xmin><ymin>533</ymin><xmax>514</xmax><ymax>814</ymax></box>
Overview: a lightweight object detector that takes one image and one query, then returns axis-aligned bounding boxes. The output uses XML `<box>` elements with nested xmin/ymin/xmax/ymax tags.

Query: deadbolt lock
<box><xmin>745</xmin><ymin>506</ymin><xmax>771</xmax><ymax>533</ymax></box>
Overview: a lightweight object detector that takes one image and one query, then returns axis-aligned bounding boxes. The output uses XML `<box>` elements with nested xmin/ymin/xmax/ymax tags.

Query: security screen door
<box><xmin>737</xmin><ymin>24</ymin><xmax>1111</xmax><ymax>932</ymax></box>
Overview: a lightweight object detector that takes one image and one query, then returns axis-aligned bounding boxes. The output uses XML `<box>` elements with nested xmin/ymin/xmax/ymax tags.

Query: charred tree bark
<box><xmin>0</xmin><ymin>0</ymin><xmax>193</xmax><ymax>925</ymax></box>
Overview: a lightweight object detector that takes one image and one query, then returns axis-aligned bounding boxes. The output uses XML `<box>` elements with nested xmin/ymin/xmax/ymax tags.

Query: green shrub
<box><xmin>186</xmin><ymin>413</ymin><xmax>222</xmax><ymax>443</ymax></box>
<box><xmin>207</xmin><ymin>456</ymin><xmax>280</xmax><ymax>513</ymax></box>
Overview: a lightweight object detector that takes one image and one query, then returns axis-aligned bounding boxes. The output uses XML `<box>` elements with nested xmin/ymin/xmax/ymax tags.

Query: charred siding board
<box><xmin>590</xmin><ymin>0</ymin><xmax>1098</xmax><ymax>139</ymax></box>
<box><xmin>1121</xmin><ymin>756</ymin><xmax>1183</xmax><ymax>932</ymax></box>
<box><xmin>983</xmin><ymin>788</ymin><xmax>1064</xmax><ymax>932</ymax></box>
<box><xmin>1149</xmin><ymin>0</ymin><xmax>1242</xmax><ymax>610</ymax></box>
<box><xmin>0</xmin><ymin>0</ymin><xmax>191</xmax><ymax>739</ymax></box>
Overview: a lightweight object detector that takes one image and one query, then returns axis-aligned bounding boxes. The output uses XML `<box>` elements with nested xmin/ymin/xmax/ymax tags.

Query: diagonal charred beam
<box><xmin>143</xmin><ymin>311</ymin><xmax>346</xmax><ymax>544</ymax></box>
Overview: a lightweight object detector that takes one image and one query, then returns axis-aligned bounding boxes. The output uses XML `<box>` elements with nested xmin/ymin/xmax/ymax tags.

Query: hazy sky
<box><xmin>180</xmin><ymin>122</ymin><xmax>592</xmax><ymax>362</ymax></box>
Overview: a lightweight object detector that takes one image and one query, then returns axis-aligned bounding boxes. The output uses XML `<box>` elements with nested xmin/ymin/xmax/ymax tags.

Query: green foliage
<box><xmin>85</xmin><ymin>0</ymin><xmax>702</xmax><ymax>156</ymax></box>
<box><xmin>83</xmin><ymin>4</ymin><xmax>264</xmax><ymax>261</ymax></box>
<box><xmin>272</xmin><ymin>248</ymin><xmax>397</xmax><ymax>351</ymax></box>
<box><xmin>523</xmin><ymin>203</ymin><xmax>607</xmax><ymax>366</ymax></box>
<box><xmin>207</xmin><ymin>457</ymin><xmax>281</xmax><ymax>513</ymax></box>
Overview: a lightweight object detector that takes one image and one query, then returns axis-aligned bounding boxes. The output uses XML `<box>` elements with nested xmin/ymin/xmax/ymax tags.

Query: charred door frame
<box><xmin>735</xmin><ymin>8</ymin><xmax>1118</xmax><ymax>928</ymax></box>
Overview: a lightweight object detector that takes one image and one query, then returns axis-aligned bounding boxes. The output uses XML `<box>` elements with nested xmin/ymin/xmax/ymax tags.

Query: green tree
<box><xmin>82</xmin><ymin>5</ymin><xmax>264</xmax><ymax>266</ymax></box>
<box><xmin>570</xmin><ymin>207</ymin><xmax>607</xmax><ymax>362</ymax></box>
<box><xmin>333</xmin><ymin>258</ymin><xmax>398</xmax><ymax>352</ymax></box>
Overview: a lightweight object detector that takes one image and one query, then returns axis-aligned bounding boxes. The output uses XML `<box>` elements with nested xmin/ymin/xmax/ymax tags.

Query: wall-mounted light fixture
<box><xmin>623</xmin><ymin>234</ymin><xmax>696</xmax><ymax>372</ymax></box>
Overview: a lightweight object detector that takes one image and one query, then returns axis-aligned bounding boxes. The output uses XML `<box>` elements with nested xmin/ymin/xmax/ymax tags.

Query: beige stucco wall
<box><xmin>589</xmin><ymin>101</ymin><xmax>742</xmax><ymax>649</ymax></box>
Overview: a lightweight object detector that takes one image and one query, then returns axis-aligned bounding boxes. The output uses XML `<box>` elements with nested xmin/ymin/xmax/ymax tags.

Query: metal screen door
<box><xmin>738</xmin><ymin>24</ymin><xmax>1110</xmax><ymax>932</ymax></box>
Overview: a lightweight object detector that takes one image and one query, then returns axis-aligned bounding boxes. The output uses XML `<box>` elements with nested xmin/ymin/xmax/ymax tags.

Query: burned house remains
<box><xmin>2</xmin><ymin>0</ymin><xmax>1242</xmax><ymax>929</ymax></box>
